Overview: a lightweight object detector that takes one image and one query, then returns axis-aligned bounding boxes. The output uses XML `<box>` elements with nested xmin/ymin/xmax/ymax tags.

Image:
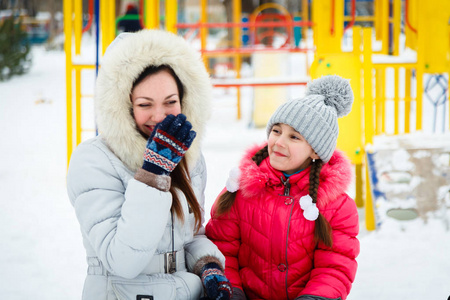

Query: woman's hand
<box><xmin>142</xmin><ymin>114</ymin><xmax>196</xmax><ymax>176</ymax></box>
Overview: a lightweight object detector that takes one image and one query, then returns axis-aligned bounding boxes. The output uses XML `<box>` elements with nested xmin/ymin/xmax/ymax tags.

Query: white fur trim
<box><xmin>225</xmin><ymin>167</ymin><xmax>241</xmax><ymax>193</ymax></box>
<box><xmin>95</xmin><ymin>30</ymin><xmax>212</xmax><ymax>172</ymax></box>
<box><xmin>299</xmin><ymin>194</ymin><xmax>319</xmax><ymax>221</ymax></box>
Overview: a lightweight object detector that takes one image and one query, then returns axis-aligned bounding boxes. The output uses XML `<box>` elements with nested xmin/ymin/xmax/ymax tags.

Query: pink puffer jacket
<box><xmin>206</xmin><ymin>144</ymin><xmax>359</xmax><ymax>300</ymax></box>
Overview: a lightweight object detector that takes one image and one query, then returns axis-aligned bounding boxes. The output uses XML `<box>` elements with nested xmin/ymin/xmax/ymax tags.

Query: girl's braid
<box><xmin>309</xmin><ymin>159</ymin><xmax>323</xmax><ymax>203</ymax></box>
<box><xmin>309</xmin><ymin>159</ymin><xmax>333</xmax><ymax>248</ymax></box>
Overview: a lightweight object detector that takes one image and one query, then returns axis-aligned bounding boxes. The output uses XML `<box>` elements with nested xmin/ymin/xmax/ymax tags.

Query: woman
<box><xmin>67</xmin><ymin>30</ymin><xmax>231</xmax><ymax>300</ymax></box>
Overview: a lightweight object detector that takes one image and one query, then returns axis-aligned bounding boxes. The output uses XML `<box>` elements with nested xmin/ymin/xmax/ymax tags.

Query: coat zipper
<box><xmin>281</xmin><ymin>176</ymin><xmax>294</xmax><ymax>300</ymax></box>
<box><xmin>282</xmin><ymin>176</ymin><xmax>290</xmax><ymax>196</ymax></box>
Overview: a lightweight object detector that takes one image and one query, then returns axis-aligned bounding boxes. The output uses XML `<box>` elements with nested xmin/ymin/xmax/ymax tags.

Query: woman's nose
<box><xmin>151</xmin><ymin>107</ymin><xmax>166</xmax><ymax>123</ymax></box>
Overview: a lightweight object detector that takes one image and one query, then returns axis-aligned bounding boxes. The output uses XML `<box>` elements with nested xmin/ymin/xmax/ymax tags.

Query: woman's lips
<box><xmin>145</xmin><ymin>125</ymin><xmax>156</xmax><ymax>133</ymax></box>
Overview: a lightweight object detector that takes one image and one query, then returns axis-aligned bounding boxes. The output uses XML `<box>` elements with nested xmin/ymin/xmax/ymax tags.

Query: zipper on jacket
<box><xmin>280</xmin><ymin>176</ymin><xmax>294</xmax><ymax>300</ymax></box>
<box><xmin>285</xmin><ymin>199</ymin><xmax>295</xmax><ymax>300</ymax></box>
<box><xmin>281</xmin><ymin>176</ymin><xmax>290</xmax><ymax>196</ymax></box>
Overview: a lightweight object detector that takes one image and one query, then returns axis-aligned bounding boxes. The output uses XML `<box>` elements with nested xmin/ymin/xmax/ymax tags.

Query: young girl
<box><xmin>206</xmin><ymin>75</ymin><xmax>360</xmax><ymax>300</ymax></box>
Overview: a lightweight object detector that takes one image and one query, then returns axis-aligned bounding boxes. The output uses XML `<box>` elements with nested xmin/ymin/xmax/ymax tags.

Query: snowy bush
<box><xmin>0</xmin><ymin>15</ymin><xmax>31</xmax><ymax>81</ymax></box>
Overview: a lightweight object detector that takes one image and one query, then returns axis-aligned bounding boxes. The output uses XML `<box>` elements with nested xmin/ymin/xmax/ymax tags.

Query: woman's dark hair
<box><xmin>132</xmin><ymin>65</ymin><xmax>184</xmax><ymax>102</ymax></box>
<box><xmin>215</xmin><ymin>145</ymin><xmax>333</xmax><ymax>247</ymax></box>
<box><xmin>132</xmin><ymin>65</ymin><xmax>201</xmax><ymax>232</ymax></box>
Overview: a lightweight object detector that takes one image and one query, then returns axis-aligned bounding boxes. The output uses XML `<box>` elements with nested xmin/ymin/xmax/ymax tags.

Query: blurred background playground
<box><xmin>2</xmin><ymin>0</ymin><xmax>450</xmax><ymax>229</ymax></box>
<box><xmin>1</xmin><ymin>0</ymin><xmax>450</xmax><ymax>298</ymax></box>
<box><xmin>57</xmin><ymin>0</ymin><xmax>450</xmax><ymax>231</ymax></box>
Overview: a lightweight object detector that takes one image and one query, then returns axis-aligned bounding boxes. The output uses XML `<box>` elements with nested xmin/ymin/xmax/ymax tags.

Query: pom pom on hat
<box><xmin>305</xmin><ymin>75</ymin><xmax>353</xmax><ymax>117</ymax></box>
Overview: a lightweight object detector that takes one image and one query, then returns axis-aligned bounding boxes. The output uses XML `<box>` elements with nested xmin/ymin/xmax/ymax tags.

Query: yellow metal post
<box><xmin>415</xmin><ymin>1</ymin><xmax>425</xmax><ymax>130</ymax></box>
<box><xmin>363</xmin><ymin>29</ymin><xmax>374</xmax><ymax>144</ymax></box>
<box><xmin>64</xmin><ymin>0</ymin><xmax>73</xmax><ymax>167</ymax></box>
<box><xmin>374</xmin><ymin>0</ymin><xmax>382</xmax><ymax>41</ymax></box>
<box><xmin>355</xmin><ymin>164</ymin><xmax>364</xmax><ymax>208</ymax></box>
<box><xmin>394</xmin><ymin>67</ymin><xmax>399</xmax><ymax>134</ymax></box>
<box><xmin>380</xmin><ymin>0</ymin><xmax>389</xmax><ymax>54</ymax></box>
<box><xmin>363</xmin><ymin>27</ymin><xmax>376</xmax><ymax>231</ymax></box>
<box><xmin>233</xmin><ymin>0</ymin><xmax>242</xmax><ymax>120</ymax></box>
<box><xmin>375</xmin><ymin>68</ymin><xmax>383</xmax><ymax>134</ymax></box>
<box><xmin>109</xmin><ymin>0</ymin><xmax>116</xmax><ymax>40</ymax></box>
<box><xmin>200</xmin><ymin>0</ymin><xmax>208</xmax><ymax>69</ymax></box>
<box><xmin>353</xmin><ymin>26</ymin><xmax>363</xmax><ymax>208</ymax></box>
<box><xmin>100</xmin><ymin>0</ymin><xmax>115</xmax><ymax>54</ymax></box>
<box><xmin>100</xmin><ymin>0</ymin><xmax>108</xmax><ymax>54</ymax></box>
<box><xmin>380</xmin><ymin>69</ymin><xmax>386</xmax><ymax>133</ymax></box>
<box><xmin>76</xmin><ymin>69</ymin><xmax>82</xmax><ymax>145</ymax></box>
<box><xmin>353</xmin><ymin>25</ymin><xmax>361</xmax><ymax>54</ymax></box>
<box><xmin>392</xmin><ymin>0</ymin><xmax>401</xmax><ymax>56</ymax></box>
<box><xmin>74</xmin><ymin>0</ymin><xmax>82</xmax><ymax>55</ymax></box>
<box><xmin>146</xmin><ymin>0</ymin><xmax>160</xmax><ymax>29</ymax></box>
<box><xmin>302</xmin><ymin>0</ymin><xmax>309</xmax><ymax>39</ymax></box>
<box><xmin>405</xmin><ymin>68</ymin><xmax>412</xmax><ymax>133</ymax></box>
<box><xmin>165</xmin><ymin>0</ymin><xmax>177</xmax><ymax>33</ymax></box>
<box><xmin>405</xmin><ymin>0</ymin><xmax>418</xmax><ymax>50</ymax></box>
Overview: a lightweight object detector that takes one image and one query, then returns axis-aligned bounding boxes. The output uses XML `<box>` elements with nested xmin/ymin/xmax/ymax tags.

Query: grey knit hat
<box><xmin>266</xmin><ymin>75</ymin><xmax>354</xmax><ymax>162</ymax></box>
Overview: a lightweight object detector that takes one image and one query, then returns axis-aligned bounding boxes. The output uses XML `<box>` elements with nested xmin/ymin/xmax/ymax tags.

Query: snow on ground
<box><xmin>0</xmin><ymin>45</ymin><xmax>449</xmax><ymax>300</ymax></box>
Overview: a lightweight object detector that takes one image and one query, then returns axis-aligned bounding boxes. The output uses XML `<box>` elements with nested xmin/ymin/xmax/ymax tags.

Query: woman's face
<box><xmin>268</xmin><ymin>123</ymin><xmax>319</xmax><ymax>174</ymax></box>
<box><xmin>131</xmin><ymin>69</ymin><xmax>182</xmax><ymax>137</ymax></box>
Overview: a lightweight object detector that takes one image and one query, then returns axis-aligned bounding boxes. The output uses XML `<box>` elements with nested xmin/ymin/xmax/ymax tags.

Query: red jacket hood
<box><xmin>238</xmin><ymin>143</ymin><xmax>353</xmax><ymax>209</ymax></box>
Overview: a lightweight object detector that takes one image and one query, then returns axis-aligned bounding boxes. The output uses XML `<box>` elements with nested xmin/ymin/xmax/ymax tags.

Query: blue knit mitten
<box><xmin>142</xmin><ymin>114</ymin><xmax>196</xmax><ymax>176</ymax></box>
<box><xmin>201</xmin><ymin>263</ymin><xmax>232</xmax><ymax>300</ymax></box>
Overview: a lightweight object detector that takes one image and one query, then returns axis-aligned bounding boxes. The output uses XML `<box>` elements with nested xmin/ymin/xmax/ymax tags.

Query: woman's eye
<box><xmin>166</xmin><ymin>99</ymin><xmax>179</xmax><ymax>105</ymax></box>
<box><xmin>138</xmin><ymin>104</ymin><xmax>150</xmax><ymax>107</ymax></box>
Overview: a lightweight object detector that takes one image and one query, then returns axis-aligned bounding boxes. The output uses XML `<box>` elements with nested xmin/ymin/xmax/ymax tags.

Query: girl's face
<box><xmin>268</xmin><ymin>123</ymin><xmax>319</xmax><ymax>174</ymax></box>
<box><xmin>131</xmin><ymin>69</ymin><xmax>182</xmax><ymax>137</ymax></box>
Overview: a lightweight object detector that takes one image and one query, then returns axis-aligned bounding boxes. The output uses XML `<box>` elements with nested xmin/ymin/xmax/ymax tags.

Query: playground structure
<box><xmin>64</xmin><ymin>0</ymin><xmax>450</xmax><ymax>230</ymax></box>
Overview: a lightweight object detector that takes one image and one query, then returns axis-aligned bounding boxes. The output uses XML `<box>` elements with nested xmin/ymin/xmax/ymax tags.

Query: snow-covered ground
<box><xmin>1</xmin><ymin>45</ymin><xmax>449</xmax><ymax>300</ymax></box>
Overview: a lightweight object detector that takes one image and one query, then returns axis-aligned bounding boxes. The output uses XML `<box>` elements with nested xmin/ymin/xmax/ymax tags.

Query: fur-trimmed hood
<box><xmin>95</xmin><ymin>30</ymin><xmax>211</xmax><ymax>172</ymax></box>
<box><xmin>237</xmin><ymin>143</ymin><xmax>353</xmax><ymax>208</ymax></box>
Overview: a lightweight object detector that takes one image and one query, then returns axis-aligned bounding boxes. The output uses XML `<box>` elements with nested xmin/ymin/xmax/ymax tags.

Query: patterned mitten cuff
<box><xmin>134</xmin><ymin>168</ymin><xmax>171</xmax><ymax>191</ymax></box>
<box><xmin>201</xmin><ymin>262</ymin><xmax>232</xmax><ymax>300</ymax></box>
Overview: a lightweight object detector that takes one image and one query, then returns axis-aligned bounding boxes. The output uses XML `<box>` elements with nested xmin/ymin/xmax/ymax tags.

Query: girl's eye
<box><xmin>166</xmin><ymin>100</ymin><xmax>178</xmax><ymax>105</ymax></box>
<box><xmin>138</xmin><ymin>103</ymin><xmax>151</xmax><ymax>107</ymax></box>
<box><xmin>272</xmin><ymin>128</ymin><xmax>280</xmax><ymax>134</ymax></box>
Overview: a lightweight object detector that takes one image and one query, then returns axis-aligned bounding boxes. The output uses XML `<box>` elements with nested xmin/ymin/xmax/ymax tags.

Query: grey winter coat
<box><xmin>67</xmin><ymin>30</ymin><xmax>224</xmax><ymax>300</ymax></box>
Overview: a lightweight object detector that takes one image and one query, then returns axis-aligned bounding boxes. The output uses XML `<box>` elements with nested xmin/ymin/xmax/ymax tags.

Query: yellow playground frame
<box><xmin>64</xmin><ymin>0</ymin><xmax>450</xmax><ymax>230</ymax></box>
